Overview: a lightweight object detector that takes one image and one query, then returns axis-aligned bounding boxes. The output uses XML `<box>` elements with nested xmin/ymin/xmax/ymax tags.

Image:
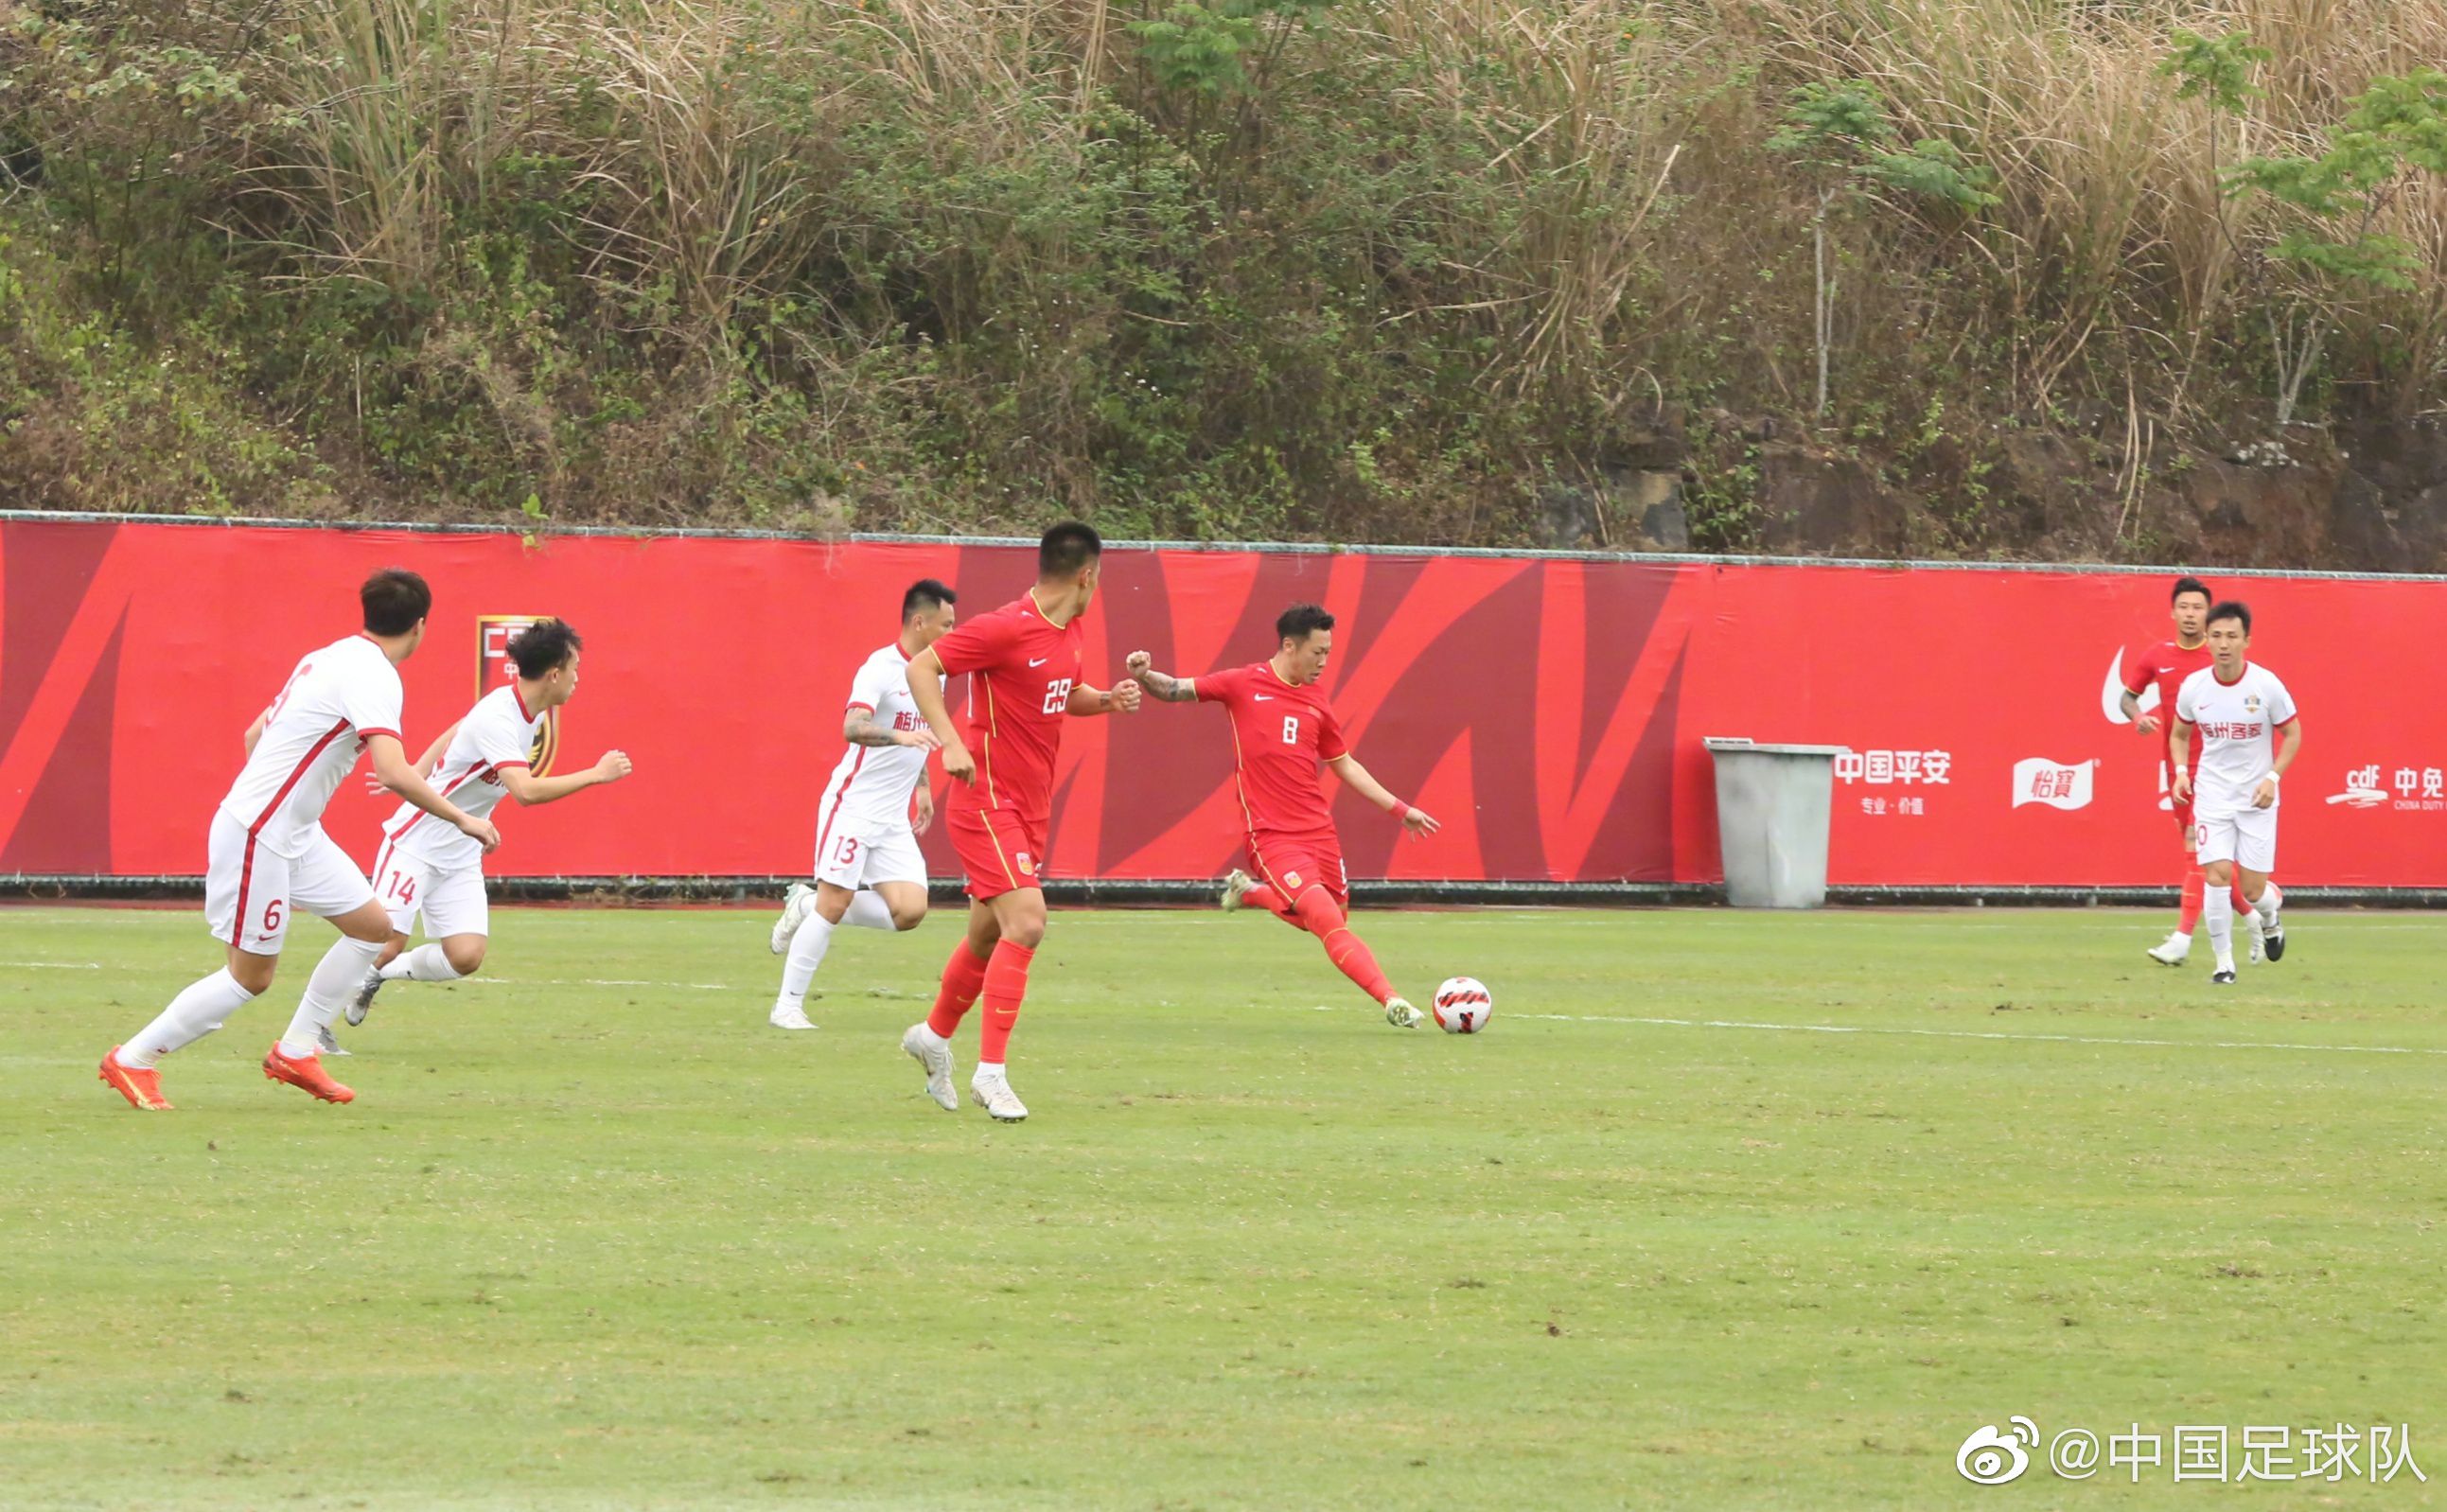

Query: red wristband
<box><xmin>1391</xmin><ymin>800</ymin><xmax>1412</xmax><ymax>819</ymax></box>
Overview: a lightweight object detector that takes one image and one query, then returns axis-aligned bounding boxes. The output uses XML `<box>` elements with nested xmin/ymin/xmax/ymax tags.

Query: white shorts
<box><xmin>370</xmin><ymin>838</ymin><xmax>490</xmax><ymax>939</ymax></box>
<box><xmin>814</xmin><ymin>815</ymin><xmax>927</xmax><ymax>890</ymax></box>
<box><xmin>2195</xmin><ymin>805</ymin><xmax>2278</xmax><ymax>872</ymax></box>
<box><xmin>204</xmin><ymin>810</ymin><xmax>376</xmax><ymax>955</ymax></box>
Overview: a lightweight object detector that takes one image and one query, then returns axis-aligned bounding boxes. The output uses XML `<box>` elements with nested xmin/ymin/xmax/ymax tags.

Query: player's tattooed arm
<box><xmin>1065</xmin><ymin>681</ymin><xmax>1143</xmax><ymax>716</ymax></box>
<box><xmin>1121</xmin><ymin>651</ymin><xmax>1196</xmax><ymax>702</ymax></box>
<box><xmin>2119</xmin><ymin>687</ymin><xmax>2157</xmax><ymax>734</ymax></box>
<box><xmin>843</xmin><ymin>707</ymin><xmax>939</xmax><ymax>750</ymax></box>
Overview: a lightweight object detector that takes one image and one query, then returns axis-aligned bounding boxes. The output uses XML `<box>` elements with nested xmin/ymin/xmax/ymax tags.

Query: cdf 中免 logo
<box><xmin>478</xmin><ymin>615</ymin><xmax>560</xmax><ymax>776</ymax></box>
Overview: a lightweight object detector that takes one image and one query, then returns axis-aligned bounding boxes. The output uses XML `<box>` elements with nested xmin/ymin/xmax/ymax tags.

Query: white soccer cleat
<box><xmin>343</xmin><ymin>967</ymin><xmax>384</xmax><ymax>1026</ymax></box>
<box><xmin>902</xmin><ymin>1023</ymin><xmax>959</xmax><ymax>1111</ymax></box>
<box><xmin>2146</xmin><ymin>931</ymin><xmax>2192</xmax><ymax>966</ymax></box>
<box><xmin>770</xmin><ymin>882</ymin><xmax>816</xmax><ymax>955</ymax></box>
<box><xmin>768</xmin><ymin>1001</ymin><xmax>817</xmax><ymax>1031</ymax></box>
<box><xmin>1219</xmin><ymin>869</ymin><xmax>1255</xmax><ymax>913</ymax></box>
<box><xmin>970</xmin><ymin>1067</ymin><xmax>1029</xmax><ymax>1122</ymax></box>
<box><xmin>314</xmin><ymin>1023</ymin><xmax>352</xmax><ymax>1057</ymax></box>
<box><xmin>1383</xmin><ymin>995</ymin><xmax>1423</xmax><ymax>1029</ymax></box>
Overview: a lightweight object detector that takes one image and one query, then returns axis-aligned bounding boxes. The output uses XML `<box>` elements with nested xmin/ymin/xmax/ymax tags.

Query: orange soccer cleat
<box><xmin>262</xmin><ymin>1043</ymin><xmax>355</xmax><ymax>1104</ymax></box>
<box><xmin>99</xmin><ymin>1048</ymin><xmax>173</xmax><ymax>1111</ymax></box>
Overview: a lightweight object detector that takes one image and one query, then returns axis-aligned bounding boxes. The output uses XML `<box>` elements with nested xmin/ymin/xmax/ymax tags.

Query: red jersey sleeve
<box><xmin>1316</xmin><ymin>701</ymin><xmax>1348</xmax><ymax>761</ymax></box>
<box><xmin>2121</xmin><ymin>644</ymin><xmax>2157</xmax><ymax>696</ymax></box>
<box><xmin>932</xmin><ymin>612</ymin><xmax>1019</xmax><ymax>677</ymax></box>
<box><xmin>1195</xmin><ymin>665</ymin><xmax>1247</xmax><ymax>704</ymax></box>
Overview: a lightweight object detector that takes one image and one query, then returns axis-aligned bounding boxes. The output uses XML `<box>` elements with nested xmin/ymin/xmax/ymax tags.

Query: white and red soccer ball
<box><xmin>1432</xmin><ymin>976</ymin><xmax>1493</xmax><ymax>1034</ymax></box>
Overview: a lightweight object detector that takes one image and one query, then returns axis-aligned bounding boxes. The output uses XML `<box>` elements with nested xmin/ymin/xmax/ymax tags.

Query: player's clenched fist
<box><xmin>941</xmin><ymin>741</ymin><xmax>977</xmax><ymax>784</ymax></box>
<box><xmin>1124</xmin><ymin>650</ymin><xmax>1153</xmax><ymax>681</ymax></box>
<box><xmin>459</xmin><ymin>816</ymin><xmax>502</xmax><ymax>853</ymax></box>
<box><xmin>1110</xmin><ymin>678</ymin><xmax>1143</xmax><ymax>713</ymax></box>
<box><xmin>593</xmin><ymin>749</ymin><xmax>634</xmax><ymax>782</ymax></box>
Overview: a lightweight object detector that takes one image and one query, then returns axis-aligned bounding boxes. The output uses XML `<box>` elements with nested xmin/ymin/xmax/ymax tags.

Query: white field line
<box><xmin>1508</xmin><ymin>1011</ymin><xmax>2447</xmax><ymax>1058</ymax></box>
<box><xmin>0</xmin><ymin>960</ymin><xmax>101</xmax><ymax>969</ymax></box>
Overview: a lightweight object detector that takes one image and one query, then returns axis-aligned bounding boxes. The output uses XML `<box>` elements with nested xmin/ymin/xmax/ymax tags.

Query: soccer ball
<box><xmin>1433</xmin><ymin>976</ymin><xmax>1493</xmax><ymax>1034</ymax></box>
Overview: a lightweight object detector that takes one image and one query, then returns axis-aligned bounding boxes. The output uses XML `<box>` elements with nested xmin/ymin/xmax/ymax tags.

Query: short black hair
<box><xmin>901</xmin><ymin>578</ymin><xmax>957</xmax><ymax>622</ymax></box>
<box><xmin>1039</xmin><ymin>521</ymin><xmax>1102</xmax><ymax>578</ymax></box>
<box><xmin>2171</xmin><ymin>575</ymin><xmax>2213</xmax><ymax>607</ymax></box>
<box><xmin>2206</xmin><ymin>600</ymin><xmax>2252</xmax><ymax>636</ymax></box>
<box><xmin>507</xmin><ymin>618</ymin><xmax>582</xmax><ymax>677</ymax></box>
<box><xmin>1276</xmin><ymin>603</ymin><xmax>1335</xmax><ymax>643</ymax></box>
<box><xmin>361</xmin><ymin>569</ymin><xmax>431</xmax><ymax>636</ymax></box>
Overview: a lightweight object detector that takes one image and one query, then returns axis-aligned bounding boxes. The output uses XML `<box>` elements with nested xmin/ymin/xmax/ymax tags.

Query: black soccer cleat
<box><xmin>2263</xmin><ymin>922</ymin><xmax>2286</xmax><ymax>962</ymax></box>
<box><xmin>2210</xmin><ymin>969</ymin><xmax>2238</xmax><ymax>986</ymax></box>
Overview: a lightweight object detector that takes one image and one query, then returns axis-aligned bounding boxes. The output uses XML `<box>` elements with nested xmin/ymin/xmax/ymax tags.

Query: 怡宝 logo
<box><xmin>2013</xmin><ymin>758</ymin><xmax>2097</xmax><ymax>811</ymax></box>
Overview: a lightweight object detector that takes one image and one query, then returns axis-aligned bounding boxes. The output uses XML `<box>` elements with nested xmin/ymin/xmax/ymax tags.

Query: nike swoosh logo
<box><xmin>1253</xmin><ymin>694</ymin><xmax>1276</xmax><ymax>702</ymax></box>
<box><xmin>1028</xmin><ymin>658</ymin><xmax>1049</xmax><ymax>667</ymax></box>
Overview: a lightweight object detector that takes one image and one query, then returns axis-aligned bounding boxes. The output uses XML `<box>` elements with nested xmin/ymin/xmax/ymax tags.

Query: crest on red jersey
<box><xmin>477</xmin><ymin>615</ymin><xmax>561</xmax><ymax>776</ymax></box>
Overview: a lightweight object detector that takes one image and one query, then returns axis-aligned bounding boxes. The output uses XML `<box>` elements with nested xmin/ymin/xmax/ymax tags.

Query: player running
<box><xmin>332</xmin><ymin>618</ymin><xmax>631</xmax><ymax>1039</ymax></box>
<box><xmin>895</xmin><ymin>524</ymin><xmax>1139</xmax><ymax>1121</ymax></box>
<box><xmin>1126</xmin><ymin>604</ymin><xmax>1440</xmax><ymax>1027</ymax></box>
<box><xmin>2171</xmin><ymin>601</ymin><xmax>2298</xmax><ymax>985</ymax></box>
<box><xmin>97</xmin><ymin>570</ymin><xmax>501</xmax><ymax>1110</ymax></box>
<box><xmin>765</xmin><ymin>579</ymin><xmax>958</xmax><ymax>1031</ymax></box>
<box><xmin>2121</xmin><ymin>574</ymin><xmax>2266</xmax><ymax>966</ymax></box>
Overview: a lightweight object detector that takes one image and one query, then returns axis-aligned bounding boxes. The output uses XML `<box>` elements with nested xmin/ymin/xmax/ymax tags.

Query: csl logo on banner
<box><xmin>2013</xmin><ymin>757</ymin><xmax>2097</xmax><ymax>811</ymax></box>
<box><xmin>478</xmin><ymin>616</ymin><xmax>560</xmax><ymax>776</ymax></box>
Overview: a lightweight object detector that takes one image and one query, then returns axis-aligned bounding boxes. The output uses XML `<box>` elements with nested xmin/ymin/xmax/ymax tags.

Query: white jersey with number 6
<box><xmin>219</xmin><ymin>634</ymin><xmax>403</xmax><ymax>858</ymax></box>
<box><xmin>379</xmin><ymin>684</ymin><xmax>545</xmax><ymax>869</ymax></box>
<box><xmin>2175</xmin><ymin>661</ymin><xmax>2297</xmax><ymax>815</ymax></box>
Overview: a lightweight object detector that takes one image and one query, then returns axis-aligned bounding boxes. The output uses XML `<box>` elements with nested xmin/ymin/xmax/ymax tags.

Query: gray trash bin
<box><xmin>1704</xmin><ymin>738</ymin><xmax>1847</xmax><ymax>909</ymax></box>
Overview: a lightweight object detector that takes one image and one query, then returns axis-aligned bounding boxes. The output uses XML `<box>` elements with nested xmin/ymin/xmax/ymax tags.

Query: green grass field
<box><xmin>4</xmin><ymin>904</ymin><xmax>2443</xmax><ymax>1511</ymax></box>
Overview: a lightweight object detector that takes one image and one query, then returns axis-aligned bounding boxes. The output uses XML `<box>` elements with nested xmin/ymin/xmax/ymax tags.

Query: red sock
<box><xmin>1292</xmin><ymin>888</ymin><xmax>1395</xmax><ymax>1006</ymax></box>
<box><xmin>925</xmin><ymin>942</ymin><xmax>992</xmax><ymax>1039</ymax></box>
<box><xmin>2178</xmin><ymin>866</ymin><xmax>2206</xmax><ymax>934</ymax></box>
<box><xmin>977</xmin><ymin>941</ymin><xmax>1034</xmax><ymax>1064</ymax></box>
<box><xmin>1243</xmin><ymin>882</ymin><xmax>1289</xmax><ymax>917</ymax></box>
<box><xmin>2229</xmin><ymin>880</ymin><xmax>2253</xmax><ymax>915</ymax></box>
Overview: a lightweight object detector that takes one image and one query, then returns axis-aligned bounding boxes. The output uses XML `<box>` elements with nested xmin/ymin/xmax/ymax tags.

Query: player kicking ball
<box><xmin>896</xmin><ymin>523</ymin><xmax>1140</xmax><ymax>1121</ymax></box>
<box><xmin>2121</xmin><ymin>574</ymin><xmax>2267</xmax><ymax>966</ymax></box>
<box><xmin>98</xmin><ymin>570</ymin><xmax>501</xmax><ymax>1110</ymax></box>
<box><xmin>765</xmin><ymin>579</ymin><xmax>958</xmax><ymax>1030</ymax></box>
<box><xmin>1126</xmin><ymin>603</ymin><xmax>1440</xmax><ymax>1028</ymax></box>
<box><xmin>334</xmin><ymin>618</ymin><xmax>630</xmax><ymax>1038</ymax></box>
<box><xmin>2170</xmin><ymin>601</ymin><xmax>2298</xmax><ymax>985</ymax></box>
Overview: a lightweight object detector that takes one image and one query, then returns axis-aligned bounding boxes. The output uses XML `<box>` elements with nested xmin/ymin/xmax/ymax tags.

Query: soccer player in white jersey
<box><xmin>2171</xmin><ymin>601</ymin><xmax>2301</xmax><ymax>985</ymax></box>
<box><xmin>764</xmin><ymin>579</ymin><xmax>957</xmax><ymax>1029</ymax></box>
<box><xmin>329</xmin><ymin>618</ymin><xmax>632</xmax><ymax>1038</ymax></box>
<box><xmin>97</xmin><ymin>570</ymin><xmax>502</xmax><ymax>1111</ymax></box>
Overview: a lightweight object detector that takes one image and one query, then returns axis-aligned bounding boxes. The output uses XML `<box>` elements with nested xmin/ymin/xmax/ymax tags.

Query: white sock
<box><xmin>2204</xmin><ymin>885</ymin><xmax>2235</xmax><ymax>970</ymax></box>
<box><xmin>280</xmin><ymin>936</ymin><xmax>383</xmax><ymax>1058</ymax></box>
<box><xmin>379</xmin><ymin>943</ymin><xmax>466</xmax><ymax>983</ymax></box>
<box><xmin>118</xmin><ymin>969</ymin><xmax>258</xmax><ymax>1068</ymax></box>
<box><xmin>2260</xmin><ymin>881</ymin><xmax>2283</xmax><ymax>923</ymax></box>
<box><xmin>842</xmin><ymin>890</ymin><xmax>896</xmax><ymax>930</ymax></box>
<box><xmin>775</xmin><ymin>914</ymin><xmax>836</xmax><ymax>1011</ymax></box>
<box><xmin>976</xmin><ymin>1060</ymin><xmax>1005</xmax><ymax>1078</ymax></box>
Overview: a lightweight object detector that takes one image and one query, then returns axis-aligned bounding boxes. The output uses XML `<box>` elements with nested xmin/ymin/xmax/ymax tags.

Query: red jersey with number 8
<box><xmin>1198</xmin><ymin>662</ymin><xmax>1347</xmax><ymax>844</ymax></box>
<box><xmin>930</xmin><ymin>592</ymin><xmax>1086</xmax><ymax>822</ymax></box>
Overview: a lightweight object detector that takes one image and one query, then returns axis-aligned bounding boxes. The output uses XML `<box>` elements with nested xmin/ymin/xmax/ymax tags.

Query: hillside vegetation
<box><xmin>2</xmin><ymin>0</ymin><xmax>2443</xmax><ymax>556</ymax></box>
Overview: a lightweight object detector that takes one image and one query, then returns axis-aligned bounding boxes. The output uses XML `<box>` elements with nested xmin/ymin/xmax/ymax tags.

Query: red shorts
<box><xmin>1248</xmin><ymin>833</ymin><xmax>1347</xmax><ymax>909</ymax></box>
<box><xmin>949</xmin><ymin>803</ymin><xmax>1047</xmax><ymax>901</ymax></box>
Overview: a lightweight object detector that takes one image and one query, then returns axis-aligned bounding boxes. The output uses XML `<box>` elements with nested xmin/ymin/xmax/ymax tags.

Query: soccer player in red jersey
<box><xmin>2120</xmin><ymin>574</ymin><xmax>2268</xmax><ymax>966</ymax></box>
<box><xmin>1126</xmin><ymin>603</ymin><xmax>1440</xmax><ymax>1028</ymax></box>
<box><xmin>895</xmin><ymin>522</ymin><xmax>1140</xmax><ymax>1121</ymax></box>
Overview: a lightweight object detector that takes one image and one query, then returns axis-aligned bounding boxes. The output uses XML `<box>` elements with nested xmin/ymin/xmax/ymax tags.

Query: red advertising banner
<box><xmin>2</xmin><ymin>518</ymin><xmax>2441</xmax><ymax>887</ymax></box>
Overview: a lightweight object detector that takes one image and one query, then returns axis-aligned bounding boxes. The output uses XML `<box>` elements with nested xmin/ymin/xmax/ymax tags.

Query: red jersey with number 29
<box><xmin>1198</xmin><ymin>662</ymin><xmax>1347</xmax><ymax>842</ymax></box>
<box><xmin>930</xmin><ymin>592</ymin><xmax>1086</xmax><ymax>822</ymax></box>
